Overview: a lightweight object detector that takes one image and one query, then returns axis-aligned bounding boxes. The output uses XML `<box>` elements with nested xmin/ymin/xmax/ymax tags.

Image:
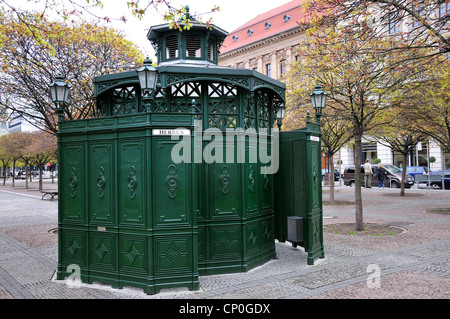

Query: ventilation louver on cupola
<box><xmin>186</xmin><ymin>35</ymin><xmax>202</xmax><ymax>58</ymax></box>
<box><xmin>165</xmin><ymin>35</ymin><xmax>178</xmax><ymax>59</ymax></box>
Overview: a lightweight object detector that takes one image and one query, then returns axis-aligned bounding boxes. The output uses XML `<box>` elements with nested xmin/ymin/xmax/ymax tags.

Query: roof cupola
<box><xmin>147</xmin><ymin>6</ymin><xmax>228</xmax><ymax>66</ymax></box>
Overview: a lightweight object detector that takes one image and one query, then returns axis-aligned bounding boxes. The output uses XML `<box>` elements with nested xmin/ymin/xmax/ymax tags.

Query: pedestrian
<box><xmin>363</xmin><ymin>159</ymin><xmax>372</xmax><ymax>188</ymax></box>
<box><xmin>377</xmin><ymin>164</ymin><xmax>386</xmax><ymax>188</ymax></box>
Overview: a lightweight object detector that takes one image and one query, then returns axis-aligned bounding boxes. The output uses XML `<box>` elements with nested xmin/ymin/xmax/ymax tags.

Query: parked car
<box><xmin>343</xmin><ymin>164</ymin><xmax>415</xmax><ymax>188</ymax></box>
<box><xmin>321</xmin><ymin>169</ymin><xmax>341</xmax><ymax>181</ymax></box>
<box><xmin>406</xmin><ymin>166</ymin><xmax>429</xmax><ymax>177</ymax></box>
<box><xmin>427</xmin><ymin>170</ymin><xmax>450</xmax><ymax>190</ymax></box>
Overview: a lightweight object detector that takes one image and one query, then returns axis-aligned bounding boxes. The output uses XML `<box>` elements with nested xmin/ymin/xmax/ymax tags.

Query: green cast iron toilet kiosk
<box><xmin>54</xmin><ymin>9</ymin><xmax>324</xmax><ymax>295</ymax></box>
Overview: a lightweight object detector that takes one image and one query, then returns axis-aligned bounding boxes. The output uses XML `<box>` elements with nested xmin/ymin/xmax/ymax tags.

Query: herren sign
<box><xmin>152</xmin><ymin>129</ymin><xmax>190</xmax><ymax>136</ymax></box>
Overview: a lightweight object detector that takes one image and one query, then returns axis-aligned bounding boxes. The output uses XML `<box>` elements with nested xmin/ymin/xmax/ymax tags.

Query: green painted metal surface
<box><xmin>56</xmin><ymin>18</ymin><xmax>322</xmax><ymax>294</ymax></box>
<box><xmin>57</xmin><ymin>80</ymin><xmax>282</xmax><ymax>293</ymax></box>
<box><xmin>57</xmin><ymin>114</ymin><xmax>199</xmax><ymax>294</ymax></box>
<box><xmin>275</xmin><ymin>118</ymin><xmax>325</xmax><ymax>265</ymax></box>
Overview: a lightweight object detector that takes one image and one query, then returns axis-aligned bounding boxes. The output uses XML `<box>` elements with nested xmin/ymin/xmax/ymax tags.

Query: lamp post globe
<box><xmin>49</xmin><ymin>75</ymin><xmax>70</xmax><ymax>104</ymax></box>
<box><xmin>310</xmin><ymin>83</ymin><xmax>327</xmax><ymax>115</ymax></box>
<box><xmin>49</xmin><ymin>74</ymin><xmax>70</xmax><ymax>122</ymax></box>
<box><xmin>276</xmin><ymin>104</ymin><xmax>286</xmax><ymax>129</ymax></box>
<box><xmin>137</xmin><ymin>57</ymin><xmax>158</xmax><ymax>96</ymax></box>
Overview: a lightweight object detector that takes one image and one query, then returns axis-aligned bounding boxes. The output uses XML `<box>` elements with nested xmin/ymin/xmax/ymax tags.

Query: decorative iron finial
<box><xmin>184</xmin><ymin>5</ymin><xmax>194</xmax><ymax>21</ymax></box>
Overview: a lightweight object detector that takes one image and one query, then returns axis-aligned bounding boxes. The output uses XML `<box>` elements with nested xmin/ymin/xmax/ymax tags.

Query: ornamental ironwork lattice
<box><xmin>256</xmin><ymin>91</ymin><xmax>271</xmax><ymax>130</ymax></box>
<box><xmin>112</xmin><ymin>86</ymin><xmax>138</xmax><ymax>115</ymax></box>
<box><xmin>171</xmin><ymin>82</ymin><xmax>202</xmax><ymax>114</ymax></box>
<box><xmin>207</xmin><ymin>83</ymin><xmax>238</xmax><ymax>129</ymax></box>
<box><xmin>243</xmin><ymin>92</ymin><xmax>256</xmax><ymax>130</ymax></box>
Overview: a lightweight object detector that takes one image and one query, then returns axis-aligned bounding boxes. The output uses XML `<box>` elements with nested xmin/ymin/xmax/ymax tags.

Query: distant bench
<box><xmin>40</xmin><ymin>191</ymin><xmax>58</xmax><ymax>201</ymax></box>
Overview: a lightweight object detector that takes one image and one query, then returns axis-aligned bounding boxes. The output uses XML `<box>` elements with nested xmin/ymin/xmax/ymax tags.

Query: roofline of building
<box><xmin>219</xmin><ymin>25</ymin><xmax>306</xmax><ymax>59</ymax></box>
<box><xmin>228</xmin><ymin>2</ymin><xmax>302</xmax><ymax>35</ymax></box>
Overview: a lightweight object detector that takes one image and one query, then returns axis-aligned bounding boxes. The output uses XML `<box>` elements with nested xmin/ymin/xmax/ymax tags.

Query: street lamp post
<box><xmin>49</xmin><ymin>75</ymin><xmax>70</xmax><ymax>123</ymax></box>
<box><xmin>276</xmin><ymin>104</ymin><xmax>286</xmax><ymax>130</ymax></box>
<box><xmin>310</xmin><ymin>83</ymin><xmax>327</xmax><ymax>125</ymax></box>
<box><xmin>49</xmin><ymin>74</ymin><xmax>70</xmax><ymax>256</ymax></box>
<box><xmin>137</xmin><ymin>57</ymin><xmax>158</xmax><ymax>98</ymax></box>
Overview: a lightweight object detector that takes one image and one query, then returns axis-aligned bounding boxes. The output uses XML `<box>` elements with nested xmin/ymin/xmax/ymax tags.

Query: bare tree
<box><xmin>0</xmin><ymin>12</ymin><xmax>144</xmax><ymax>134</ymax></box>
<box><xmin>286</xmin><ymin>20</ymin><xmax>424</xmax><ymax>230</ymax></box>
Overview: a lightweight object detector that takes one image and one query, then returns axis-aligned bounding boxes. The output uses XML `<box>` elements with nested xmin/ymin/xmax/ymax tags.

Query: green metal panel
<box><xmin>88</xmin><ymin>142</ymin><xmax>114</xmax><ymax>226</ymax></box>
<box><xmin>208</xmin><ymin>224</ymin><xmax>243</xmax><ymax>274</ymax></box>
<box><xmin>275</xmin><ymin>128</ymin><xmax>324</xmax><ymax>265</ymax></box>
<box><xmin>274</xmin><ymin>133</ymin><xmax>306</xmax><ymax>242</ymax></box>
<box><xmin>117</xmin><ymin>233</ymin><xmax>150</xmax><ymax>292</ymax></box>
<box><xmin>260</xmin><ymin>143</ymin><xmax>273</xmax><ymax>213</ymax></box>
<box><xmin>118</xmin><ymin>139</ymin><xmax>146</xmax><ymax>228</ymax></box>
<box><xmin>244</xmin><ymin>138</ymin><xmax>258</xmax><ymax>217</ymax></box>
<box><xmin>88</xmin><ymin>230</ymin><xmax>119</xmax><ymax>287</ymax></box>
<box><xmin>208</xmin><ymin>161</ymin><xmax>241</xmax><ymax>220</ymax></box>
<box><xmin>304</xmin><ymin>135</ymin><xmax>325</xmax><ymax>265</ymax></box>
<box><xmin>60</xmin><ymin>144</ymin><xmax>85</xmax><ymax>224</ymax></box>
<box><xmin>58</xmin><ymin>226</ymin><xmax>88</xmax><ymax>281</ymax></box>
<box><xmin>152</xmin><ymin>138</ymin><xmax>191</xmax><ymax>227</ymax></box>
<box><xmin>153</xmin><ymin>232</ymin><xmax>198</xmax><ymax>291</ymax></box>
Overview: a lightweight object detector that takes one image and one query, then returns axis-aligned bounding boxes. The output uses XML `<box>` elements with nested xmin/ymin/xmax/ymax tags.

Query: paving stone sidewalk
<box><xmin>0</xmin><ymin>179</ymin><xmax>449</xmax><ymax>301</ymax></box>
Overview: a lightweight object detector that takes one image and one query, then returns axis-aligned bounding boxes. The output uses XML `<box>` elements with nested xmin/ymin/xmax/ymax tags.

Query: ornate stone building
<box><xmin>218</xmin><ymin>0</ymin><xmax>306</xmax><ymax>81</ymax></box>
<box><xmin>219</xmin><ymin>0</ymin><xmax>449</xmax><ymax>173</ymax></box>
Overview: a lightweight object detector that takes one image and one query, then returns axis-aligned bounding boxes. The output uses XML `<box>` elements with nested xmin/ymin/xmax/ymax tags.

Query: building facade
<box><xmin>337</xmin><ymin>138</ymin><xmax>448</xmax><ymax>172</ymax></box>
<box><xmin>219</xmin><ymin>0</ymin><xmax>306</xmax><ymax>81</ymax></box>
<box><xmin>219</xmin><ymin>0</ymin><xmax>449</xmax><ymax>173</ymax></box>
<box><xmin>8</xmin><ymin>113</ymin><xmax>40</xmax><ymax>133</ymax></box>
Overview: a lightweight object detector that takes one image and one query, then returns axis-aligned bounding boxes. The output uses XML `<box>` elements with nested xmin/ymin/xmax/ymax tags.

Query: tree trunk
<box><xmin>2</xmin><ymin>164</ymin><xmax>6</xmax><ymax>186</ymax></box>
<box><xmin>39</xmin><ymin>166</ymin><xmax>43</xmax><ymax>191</ymax></box>
<box><xmin>329</xmin><ymin>153</ymin><xmax>335</xmax><ymax>205</ymax></box>
<box><xmin>442</xmin><ymin>148</ymin><xmax>446</xmax><ymax>191</ymax></box>
<box><xmin>12</xmin><ymin>160</ymin><xmax>16</xmax><ymax>187</ymax></box>
<box><xmin>400</xmin><ymin>153</ymin><xmax>407</xmax><ymax>196</ymax></box>
<box><xmin>25</xmin><ymin>165</ymin><xmax>29</xmax><ymax>189</ymax></box>
<box><xmin>354</xmin><ymin>133</ymin><xmax>364</xmax><ymax>231</ymax></box>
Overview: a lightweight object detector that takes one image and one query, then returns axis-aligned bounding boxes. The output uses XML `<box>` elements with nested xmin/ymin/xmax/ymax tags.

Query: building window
<box><xmin>283</xmin><ymin>15</ymin><xmax>291</xmax><ymax>23</ymax></box>
<box><xmin>441</xmin><ymin>2</ymin><xmax>450</xmax><ymax>17</ymax></box>
<box><xmin>388</xmin><ymin>12</ymin><xmax>401</xmax><ymax>34</ymax></box>
<box><xmin>265</xmin><ymin>22</ymin><xmax>272</xmax><ymax>30</ymax></box>
<box><xmin>412</xmin><ymin>4</ymin><xmax>424</xmax><ymax>28</ymax></box>
<box><xmin>232</xmin><ymin>35</ymin><xmax>239</xmax><ymax>42</ymax></box>
<box><xmin>280</xmin><ymin>59</ymin><xmax>286</xmax><ymax>77</ymax></box>
<box><xmin>266</xmin><ymin>64</ymin><xmax>272</xmax><ymax>78</ymax></box>
<box><xmin>247</xmin><ymin>29</ymin><xmax>254</xmax><ymax>36</ymax></box>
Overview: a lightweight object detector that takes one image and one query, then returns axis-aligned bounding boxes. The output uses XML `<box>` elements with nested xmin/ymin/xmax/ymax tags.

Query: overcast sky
<box><xmin>97</xmin><ymin>0</ymin><xmax>292</xmax><ymax>58</ymax></box>
<box><xmin>9</xmin><ymin>0</ymin><xmax>291</xmax><ymax>58</ymax></box>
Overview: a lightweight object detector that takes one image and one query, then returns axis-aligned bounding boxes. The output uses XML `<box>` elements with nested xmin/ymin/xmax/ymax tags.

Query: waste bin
<box><xmin>287</xmin><ymin>216</ymin><xmax>303</xmax><ymax>247</ymax></box>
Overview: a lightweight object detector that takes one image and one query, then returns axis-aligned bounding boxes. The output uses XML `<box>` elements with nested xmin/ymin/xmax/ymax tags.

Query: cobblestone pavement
<box><xmin>0</xmin><ymin>179</ymin><xmax>449</xmax><ymax>301</ymax></box>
